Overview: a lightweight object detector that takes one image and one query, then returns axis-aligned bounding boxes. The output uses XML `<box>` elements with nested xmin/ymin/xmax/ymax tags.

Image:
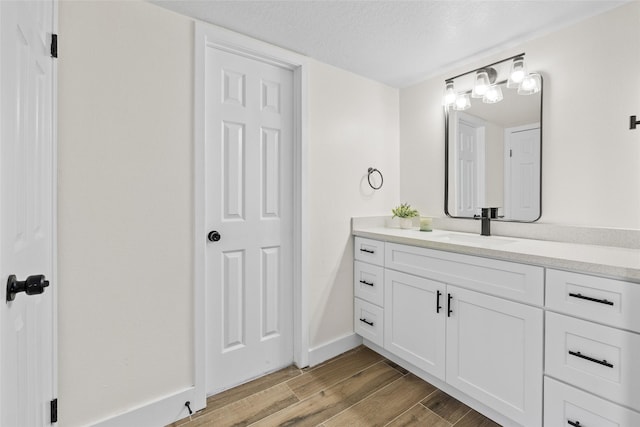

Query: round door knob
<box><xmin>207</xmin><ymin>231</ymin><xmax>221</xmax><ymax>242</ymax></box>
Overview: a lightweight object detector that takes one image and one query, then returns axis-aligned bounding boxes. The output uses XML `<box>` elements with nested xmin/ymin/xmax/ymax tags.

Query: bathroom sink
<box><xmin>430</xmin><ymin>233</ymin><xmax>517</xmax><ymax>247</ymax></box>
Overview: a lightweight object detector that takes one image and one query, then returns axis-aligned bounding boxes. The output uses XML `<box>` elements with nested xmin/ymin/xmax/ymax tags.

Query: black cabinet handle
<box><xmin>568</xmin><ymin>350</ymin><xmax>613</xmax><ymax>368</ymax></box>
<box><xmin>569</xmin><ymin>292</ymin><xmax>613</xmax><ymax>306</ymax></box>
<box><xmin>359</xmin><ymin>280</ymin><xmax>374</xmax><ymax>287</ymax></box>
<box><xmin>447</xmin><ymin>293</ymin><xmax>453</xmax><ymax>317</ymax></box>
<box><xmin>436</xmin><ymin>290</ymin><xmax>442</xmax><ymax>313</ymax></box>
<box><xmin>567</xmin><ymin>420</ymin><xmax>581</xmax><ymax>427</ymax></box>
<box><xmin>359</xmin><ymin>318</ymin><xmax>374</xmax><ymax>326</ymax></box>
<box><xmin>359</xmin><ymin>248</ymin><xmax>375</xmax><ymax>254</ymax></box>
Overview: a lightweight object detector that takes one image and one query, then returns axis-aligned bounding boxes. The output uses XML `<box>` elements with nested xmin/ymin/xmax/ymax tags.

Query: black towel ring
<box><xmin>367</xmin><ymin>167</ymin><xmax>383</xmax><ymax>190</ymax></box>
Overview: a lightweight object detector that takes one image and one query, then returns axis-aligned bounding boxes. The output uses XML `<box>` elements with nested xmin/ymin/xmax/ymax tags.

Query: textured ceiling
<box><xmin>152</xmin><ymin>0</ymin><xmax>627</xmax><ymax>88</ymax></box>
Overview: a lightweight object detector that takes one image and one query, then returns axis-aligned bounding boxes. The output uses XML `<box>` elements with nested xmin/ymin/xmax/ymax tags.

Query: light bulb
<box><xmin>442</xmin><ymin>81</ymin><xmax>456</xmax><ymax>107</ymax></box>
<box><xmin>453</xmin><ymin>93</ymin><xmax>471</xmax><ymax>111</ymax></box>
<box><xmin>518</xmin><ymin>73</ymin><xmax>541</xmax><ymax>95</ymax></box>
<box><xmin>507</xmin><ymin>57</ymin><xmax>527</xmax><ymax>88</ymax></box>
<box><xmin>472</xmin><ymin>70</ymin><xmax>490</xmax><ymax>98</ymax></box>
<box><xmin>483</xmin><ymin>85</ymin><xmax>503</xmax><ymax>104</ymax></box>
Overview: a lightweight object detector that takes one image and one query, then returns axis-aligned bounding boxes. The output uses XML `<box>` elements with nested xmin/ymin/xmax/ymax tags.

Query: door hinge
<box><xmin>51</xmin><ymin>34</ymin><xmax>58</xmax><ymax>58</ymax></box>
<box><xmin>50</xmin><ymin>398</ymin><xmax>58</xmax><ymax>423</ymax></box>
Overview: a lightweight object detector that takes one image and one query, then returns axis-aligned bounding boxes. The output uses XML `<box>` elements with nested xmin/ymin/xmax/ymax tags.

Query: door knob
<box><xmin>6</xmin><ymin>274</ymin><xmax>49</xmax><ymax>302</ymax></box>
<box><xmin>207</xmin><ymin>231</ymin><xmax>221</xmax><ymax>242</ymax></box>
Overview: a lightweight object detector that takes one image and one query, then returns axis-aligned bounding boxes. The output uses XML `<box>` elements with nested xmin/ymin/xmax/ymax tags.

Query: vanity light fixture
<box><xmin>442</xmin><ymin>52</ymin><xmax>542</xmax><ymax>108</ymax></box>
<box><xmin>507</xmin><ymin>56</ymin><xmax>527</xmax><ymax>88</ymax></box>
<box><xmin>443</xmin><ymin>80</ymin><xmax>457</xmax><ymax>107</ymax></box>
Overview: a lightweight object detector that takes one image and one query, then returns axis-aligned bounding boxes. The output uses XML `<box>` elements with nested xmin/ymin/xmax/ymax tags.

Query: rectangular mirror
<box><xmin>445</xmin><ymin>76</ymin><xmax>542</xmax><ymax>221</ymax></box>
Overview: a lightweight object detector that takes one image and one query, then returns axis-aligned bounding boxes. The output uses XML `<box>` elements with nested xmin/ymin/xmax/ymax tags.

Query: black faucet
<box><xmin>477</xmin><ymin>207</ymin><xmax>499</xmax><ymax>236</ymax></box>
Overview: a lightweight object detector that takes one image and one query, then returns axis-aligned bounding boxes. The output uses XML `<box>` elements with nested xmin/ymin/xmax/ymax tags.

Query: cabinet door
<box><xmin>384</xmin><ymin>270</ymin><xmax>446</xmax><ymax>379</ymax></box>
<box><xmin>446</xmin><ymin>286</ymin><xmax>543</xmax><ymax>427</ymax></box>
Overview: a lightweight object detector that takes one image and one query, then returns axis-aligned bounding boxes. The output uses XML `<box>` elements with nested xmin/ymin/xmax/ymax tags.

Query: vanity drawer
<box><xmin>545</xmin><ymin>311</ymin><xmax>640</xmax><ymax>410</ymax></box>
<box><xmin>354</xmin><ymin>298</ymin><xmax>383</xmax><ymax>347</ymax></box>
<box><xmin>544</xmin><ymin>376</ymin><xmax>640</xmax><ymax>427</ymax></box>
<box><xmin>354</xmin><ymin>237</ymin><xmax>385</xmax><ymax>266</ymax></box>
<box><xmin>546</xmin><ymin>269</ymin><xmax>640</xmax><ymax>333</ymax></box>
<box><xmin>354</xmin><ymin>261</ymin><xmax>384</xmax><ymax>306</ymax></box>
<box><xmin>385</xmin><ymin>242</ymin><xmax>543</xmax><ymax>305</ymax></box>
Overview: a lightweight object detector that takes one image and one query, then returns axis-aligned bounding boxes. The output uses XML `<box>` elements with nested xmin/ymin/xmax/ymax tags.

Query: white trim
<box><xmin>90</xmin><ymin>388</ymin><xmax>196</xmax><ymax>427</ymax></box>
<box><xmin>194</xmin><ymin>22</ymin><xmax>310</xmax><ymax>405</ymax></box>
<box><xmin>308</xmin><ymin>333</ymin><xmax>363</xmax><ymax>367</ymax></box>
<box><xmin>293</xmin><ymin>61</ymin><xmax>310</xmax><ymax>369</ymax></box>
<box><xmin>192</xmin><ymin>20</ymin><xmax>207</xmax><ymax>415</ymax></box>
<box><xmin>51</xmin><ymin>0</ymin><xmax>59</xmax><ymax>418</ymax></box>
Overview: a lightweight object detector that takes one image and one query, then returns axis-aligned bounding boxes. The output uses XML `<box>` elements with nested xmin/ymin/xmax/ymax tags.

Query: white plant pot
<box><xmin>387</xmin><ymin>217</ymin><xmax>401</xmax><ymax>228</ymax></box>
<box><xmin>399</xmin><ymin>218</ymin><xmax>413</xmax><ymax>229</ymax></box>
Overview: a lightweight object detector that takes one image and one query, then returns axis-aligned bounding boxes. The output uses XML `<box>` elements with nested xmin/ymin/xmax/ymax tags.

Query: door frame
<box><xmin>194</xmin><ymin>22</ymin><xmax>309</xmax><ymax>407</ymax></box>
<box><xmin>0</xmin><ymin>0</ymin><xmax>58</xmax><ymax>422</ymax></box>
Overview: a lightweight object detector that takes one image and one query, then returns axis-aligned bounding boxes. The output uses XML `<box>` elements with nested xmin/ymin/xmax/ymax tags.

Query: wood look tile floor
<box><xmin>168</xmin><ymin>346</ymin><xmax>502</xmax><ymax>427</ymax></box>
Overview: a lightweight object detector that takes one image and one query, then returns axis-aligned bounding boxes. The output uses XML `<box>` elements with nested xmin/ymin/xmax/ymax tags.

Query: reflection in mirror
<box><xmin>444</xmin><ymin>62</ymin><xmax>542</xmax><ymax>222</ymax></box>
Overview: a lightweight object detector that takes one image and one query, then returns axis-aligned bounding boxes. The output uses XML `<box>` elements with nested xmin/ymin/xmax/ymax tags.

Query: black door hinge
<box><xmin>50</xmin><ymin>398</ymin><xmax>58</xmax><ymax>423</ymax></box>
<box><xmin>51</xmin><ymin>34</ymin><xmax>57</xmax><ymax>58</ymax></box>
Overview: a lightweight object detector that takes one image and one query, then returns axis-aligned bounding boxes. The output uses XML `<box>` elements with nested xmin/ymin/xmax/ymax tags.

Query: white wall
<box><xmin>401</xmin><ymin>2</ymin><xmax>640</xmax><ymax>229</ymax></box>
<box><xmin>58</xmin><ymin>2</ymin><xmax>193</xmax><ymax>426</ymax></box>
<box><xmin>307</xmin><ymin>60</ymin><xmax>399</xmax><ymax>349</ymax></box>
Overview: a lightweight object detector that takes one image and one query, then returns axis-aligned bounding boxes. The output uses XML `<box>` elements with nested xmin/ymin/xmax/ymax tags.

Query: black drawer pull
<box><xmin>359</xmin><ymin>248</ymin><xmax>375</xmax><ymax>254</ymax></box>
<box><xmin>359</xmin><ymin>318</ymin><xmax>374</xmax><ymax>326</ymax></box>
<box><xmin>436</xmin><ymin>290</ymin><xmax>442</xmax><ymax>314</ymax></box>
<box><xmin>568</xmin><ymin>420</ymin><xmax>581</xmax><ymax>427</ymax></box>
<box><xmin>447</xmin><ymin>293</ymin><xmax>453</xmax><ymax>317</ymax></box>
<box><xmin>359</xmin><ymin>280</ymin><xmax>374</xmax><ymax>287</ymax></box>
<box><xmin>568</xmin><ymin>350</ymin><xmax>613</xmax><ymax>368</ymax></box>
<box><xmin>569</xmin><ymin>292</ymin><xmax>613</xmax><ymax>306</ymax></box>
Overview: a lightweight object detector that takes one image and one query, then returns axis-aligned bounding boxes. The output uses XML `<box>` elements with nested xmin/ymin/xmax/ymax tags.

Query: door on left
<box><xmin>1</xmin><ymin>1</ymin><xmax>56</xmax><ymax>425</ymax></box>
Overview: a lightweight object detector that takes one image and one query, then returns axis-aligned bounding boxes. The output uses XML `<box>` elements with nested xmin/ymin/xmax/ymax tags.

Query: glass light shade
<box><xmin>507</xmin><ymin>57</ymin><xmax>527</xmax><ymax>88</ymax></box>
<box><xmin>442</xmin><ymin>81</ymin><xmax>457</xmax><ymax>107</ymax></box>
<box><xmin>472</xmin><ymin>70</ymin><xmax>490</xmax><ymax>98</ymax></box>
<box><xmin>453</xmin><ymin>93</ymin><xmax>471</xmax><ymax>111</ymax></box>
<box><xmin>518</xmin><ymin>73</ymin><xmax>541</xmax><ymax>95</ymax></box>
<box><xmin>482</xmin><ymin>85</ymin><xmax>503</xmax><ymax>103</ymax></box>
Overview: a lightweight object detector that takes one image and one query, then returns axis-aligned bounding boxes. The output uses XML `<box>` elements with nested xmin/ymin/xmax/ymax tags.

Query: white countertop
<box><xmin>352</xmin><ymin>226</ymin><xmax>640</xmax><ymax>282</ymax></box>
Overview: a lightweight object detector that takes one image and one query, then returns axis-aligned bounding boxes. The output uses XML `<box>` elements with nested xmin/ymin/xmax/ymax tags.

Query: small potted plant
<box><xmin>392</xmin><ymin>203</ymin><xmax>419</xmax><ymax>229</ymax></box>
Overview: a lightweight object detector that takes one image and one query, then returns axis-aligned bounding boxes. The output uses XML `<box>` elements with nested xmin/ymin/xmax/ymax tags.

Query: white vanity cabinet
<box><xmin>544</xmin><ymin>269</ymin><xmax>640</xmax><ymax>426</ymax></box>
<box><xmin>355</xmin><ymin>238</ymin><xmax>544</xmax><ymax>427</ymax></box>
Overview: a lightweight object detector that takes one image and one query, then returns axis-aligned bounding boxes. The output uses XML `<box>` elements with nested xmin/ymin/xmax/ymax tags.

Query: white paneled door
<box><xmin>505</xmin><ymin>124</ymin><xmax>540</xmax><ymax>221</ymax></box>
<box><xmin>205</xmin><ymin>47</ymin><xmax>294</xmax><ymax>394</ymax></box>
<box><xmin>0</xmin><ymin>1</ymin><xmax>56</xmax><ymax>425</ymax></box>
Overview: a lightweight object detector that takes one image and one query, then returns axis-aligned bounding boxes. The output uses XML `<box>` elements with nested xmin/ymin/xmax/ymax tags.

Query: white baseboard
<box><xmin>307</xmin><ymin>333</ymin><xmax>363</xmax><ymax>367</ymax></box>
<box><xmin>91</xmin><ymin>387</ymin><xmax>204</xmax><ymax>427</ymax></box>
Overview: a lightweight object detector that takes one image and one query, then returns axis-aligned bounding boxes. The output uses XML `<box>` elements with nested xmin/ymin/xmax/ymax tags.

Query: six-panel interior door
<box><xmin>0</xmin><ymin>1</ymin><xmax>56</xmax><ymax>425</ymax></box>
<box><xmin>505</xmin><ymin>124</ymin><xmax>540</xmax><ymax>221</ymax></box>
<box><xmin>205</xmin><ymin>47</ymin><xmax>294</xmax><ymax>394</ymax></box>
<box><xmin>455</xmin><ymin>114</ymin><xmax>485</xmax><ymax>217</ymax></box>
